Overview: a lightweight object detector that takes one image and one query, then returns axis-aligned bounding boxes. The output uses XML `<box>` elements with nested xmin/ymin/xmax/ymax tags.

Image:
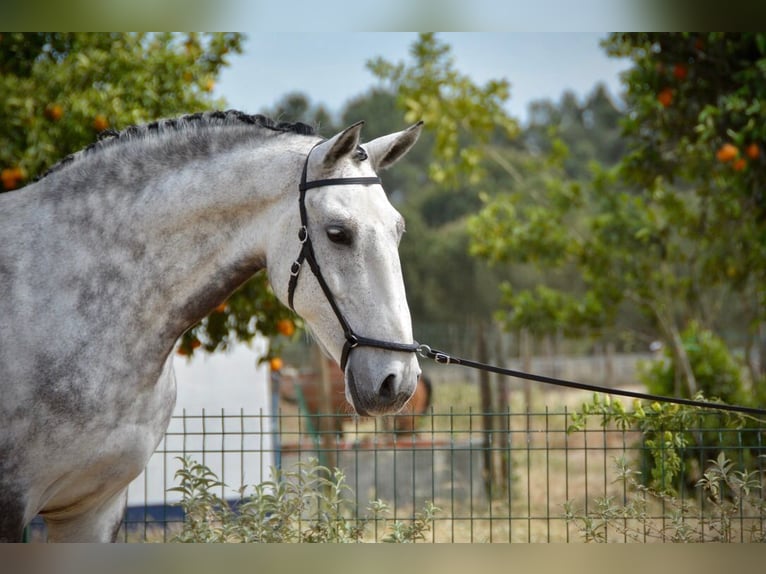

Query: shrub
<box><xmin>169</xmin><ymin>456</ymin><xmax>437</xmax><ymax>543</ymax></box>
<box><xmin>636</xmin><ymin>322</ymin><xmax>763</xmax><ymax>490</ymax></box>
<box><xmin>564</xmin><ymin>452</ymin><xmax>766</xmax><ymax>542</ymax></box>
<box><xmin>639</xmin><ymin>321</ymin><xmax>749</xmax><ymax>407</ymax></box>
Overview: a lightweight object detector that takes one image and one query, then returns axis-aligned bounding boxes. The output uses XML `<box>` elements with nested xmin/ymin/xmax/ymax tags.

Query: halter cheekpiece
<box><xmin>287</xmin><ymin>141</ymin><xmax>420</xmax><ymax>372</ymax></box>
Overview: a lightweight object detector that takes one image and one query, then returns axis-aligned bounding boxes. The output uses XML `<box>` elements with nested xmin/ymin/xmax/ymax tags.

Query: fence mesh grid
<box><xmin>105</xmin><ymin>408</ymin><xmax>766</xmax><ymax>542</ymax></box>
<box><xmin>25</xmin><ymin>408</ymin><xmax>766</xmax><ymax>542</ymax></box>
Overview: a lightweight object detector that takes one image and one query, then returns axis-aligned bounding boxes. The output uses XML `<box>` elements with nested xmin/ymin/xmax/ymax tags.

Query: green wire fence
<box><xmin>24</xmin><ymin>408</ymin><xmax>766</xmax><ymax>542</ymax></box>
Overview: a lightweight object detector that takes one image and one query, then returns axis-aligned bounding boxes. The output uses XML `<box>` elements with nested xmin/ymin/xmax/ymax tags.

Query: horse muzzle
<box><xmin>345</xmin><ymin>357</ymin><xmax>420</xmax><ymax>417</ymax></box>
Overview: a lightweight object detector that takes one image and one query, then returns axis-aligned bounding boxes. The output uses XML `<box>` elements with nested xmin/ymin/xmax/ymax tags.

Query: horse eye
<box><xmin>326</xmin><ymin>225</ymin><xmax>353</xmax><ymax>246</ymax></box>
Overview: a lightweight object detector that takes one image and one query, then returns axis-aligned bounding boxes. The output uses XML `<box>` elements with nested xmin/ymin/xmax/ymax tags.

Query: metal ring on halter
<box><xmin>417</xmin><ymin>344</ymin><xmax>432</xmax><ymax>359</ymax></box>
<box><xmin>346</xmin><ymin>333</ymin><xmax>360</xmax><ymax>348</ymax></box>
<box><xmin>417</xmin><ymin>344</ymin><xmax>452</xmax><ymax>364</ymax></box>
<box><xmin>290</xmin><ymin>261</ymin><xmax>301</xmax><ymax>277</ymax></box>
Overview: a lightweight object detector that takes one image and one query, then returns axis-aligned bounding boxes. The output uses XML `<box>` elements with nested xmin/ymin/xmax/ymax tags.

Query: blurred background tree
<box><xmin>469</xmin><ymin>32</ymin><xmax>766</xmax><ymax>403</ymax></box>
<box><xmin>1</xmin><ymin>33</ymin><xmax>242</xmax><ymax>187</ymax></box>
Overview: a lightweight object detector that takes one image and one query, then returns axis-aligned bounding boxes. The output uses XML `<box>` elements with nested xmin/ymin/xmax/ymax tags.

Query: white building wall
<box><xmin>126</xmin><ymin>337</ymin><xmax>274</xmax><ymax>506</ymax></box>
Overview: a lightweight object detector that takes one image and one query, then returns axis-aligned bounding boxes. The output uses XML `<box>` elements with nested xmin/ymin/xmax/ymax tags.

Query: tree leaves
<box><xmin>369</xmin><ymin>33</ymin><xmax>518</xmax><ymax>190</ymax></box>
<box><xmin>1</xmin><ymin>33</ymin><xmax>243</xmax><ymax>189</ymax></box>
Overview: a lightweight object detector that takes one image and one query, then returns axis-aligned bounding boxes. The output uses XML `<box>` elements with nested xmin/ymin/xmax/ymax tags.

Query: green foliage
<box><xmin>564</xmin><ymin>453</ymin><xmax>766</xmax><ymax>542</ymax></box>
<box><xmin>639</xmin><ymin>321</ymin><xmax>749</xmax><ymax>406</ymax></box>
<box><xmin>366</xmin><ymin>35</ymin><xmax>520</xmax><ymax>330</ymax></box>
<box><xmin>525</xmin><ymin>85</ymin><xmax>626</xmax><ymax>178</ymax></box>
<box><xmin>568</xmin><ymin>389</ymin><xmax>762</xmax><ymax>495</ymax></box>
<box><xmin>468</xmin><ymin>32</ymin><xmax>766</xmax><ymax>398</ymax></box>
<box><xmin>569</xmin><ymin>394</ymin><xmax>690</xmax><ymax>492</ymax></box>
<box><xmin>170</xmin><ymin>456</ymin><xmax>437</xmax><ymax>543</ymax></box>
<box><xmin>603</xmin><ymin>33</ymin><xmax>766</xmax><ymax>330</ymax></box>
<box><xmin>0</xmin><ymin>33</ymin><xmax>242</xmax><ymax>187</ymax></box>
<box><xmin>633</xmin><ymin>322</ymin><xmax>764</xmax><ymax>490</ymax></box>
<box><xmin>176</xmin><ymin>272</ymin><xmax>301</xmax><ymax>361</ymax></box>
<box><xmin>368</xmin><ymin>32</ymin><xmax>518</xmax><ymax>188</ymax></box>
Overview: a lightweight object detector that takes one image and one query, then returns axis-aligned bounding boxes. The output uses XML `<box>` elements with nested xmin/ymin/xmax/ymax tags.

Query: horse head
<box><xmin>269</xmin><ymin>121</ymin><xmax>423</xmax><ymax>416</ymax></box>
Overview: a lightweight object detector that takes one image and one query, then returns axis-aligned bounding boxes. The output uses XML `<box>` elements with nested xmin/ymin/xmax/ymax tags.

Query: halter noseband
<box><xmin>287</xmin><ymin>142</ymin><xmax>420</xmax><ymax>372</ymax></box>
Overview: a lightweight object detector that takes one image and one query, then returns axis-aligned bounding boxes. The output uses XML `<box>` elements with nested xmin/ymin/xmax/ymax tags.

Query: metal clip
<box><xmin>418</xmin><ymin>344</ymin><xmax>452</xmax><ymax>364</ymax></box>
<box><xmin>346</xmin><ymin>333</ymin><xmax>359</xmax><ymax>349</ymax></box>
<box><xmin>290</xmin><ymin>261</ymin><xmax>301</xmax><ymax>276</ymax></box>
<box><xmin>298</xmin><ymin>226</ymin><xmax>308</xmax><ymax>243</ymax></box>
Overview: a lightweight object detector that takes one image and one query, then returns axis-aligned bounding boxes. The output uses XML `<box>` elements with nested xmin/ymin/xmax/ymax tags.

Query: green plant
<box><xmin>169</xmin><ymin>456</ymin><xmax>437</xmax><ymax>543</ymax></box>
<box><xmin>564</xmin><ymin>453</ymin><xmax>766</xmax><ymax>542</ymax></box>
<box><xmin>639</xmin><ymin>321</ymin><xmax>750</xmax><ymax>407</ymax></box>
<box><xmin>636</xmin><ymin>322</ymin><xmax>765</xmax><ymax>489</ymax></box>
<box><xmin>569</xmin><ymin>393</ymin><xmax>711</xmax><ymax>493</ymax></box>
<box><xmin>570</xmin><ymin>358</ymin><xmax>763</xmax><ymax>494</ymax></box>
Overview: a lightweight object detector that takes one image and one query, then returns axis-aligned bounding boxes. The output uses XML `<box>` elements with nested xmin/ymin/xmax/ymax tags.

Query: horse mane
<box><xmin>36</xmin><ymin>110</ymin><xmax>317</xmax><ymax>181</ymax></box>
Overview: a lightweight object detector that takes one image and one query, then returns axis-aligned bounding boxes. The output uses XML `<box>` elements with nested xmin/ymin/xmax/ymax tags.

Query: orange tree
<box><xmin>0</xmin><ymin>33</ymin><xmax>299</xmax><ymax>359</ymax></box>
<box><xmin>606</xmin><ymin>32</ymin><xmax>766</xmax><ymax>317</ymax></box>
<box><xmin>469</xmin><ymin>33</ymin><xmax>766</xmax><ymax>399</ymax></box>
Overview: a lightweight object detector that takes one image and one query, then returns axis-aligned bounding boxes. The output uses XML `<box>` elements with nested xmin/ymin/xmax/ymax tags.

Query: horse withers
<box><xmin>0</xmin><ymin>111</ymin><xmax>422</xmax><ymax>541</ymax></box>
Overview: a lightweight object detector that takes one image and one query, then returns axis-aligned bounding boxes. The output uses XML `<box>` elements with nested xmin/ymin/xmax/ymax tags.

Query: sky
<box><xmin>214</xmin><ymin>32</ymin><xmax>632</xmax><ymax>127</ymax></box>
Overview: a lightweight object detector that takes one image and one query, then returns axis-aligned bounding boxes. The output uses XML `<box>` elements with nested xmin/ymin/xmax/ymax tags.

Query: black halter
<box><xmin>287</xmin><ymin>142</ymin><xmax>420</xmax><ymax>372</ymax></box>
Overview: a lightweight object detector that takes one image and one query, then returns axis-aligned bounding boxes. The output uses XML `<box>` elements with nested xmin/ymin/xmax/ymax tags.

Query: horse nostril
<box><xmin>378</xmin><ymin>373</ymin><xmax>397</xmax><ymax>401</ymax></box>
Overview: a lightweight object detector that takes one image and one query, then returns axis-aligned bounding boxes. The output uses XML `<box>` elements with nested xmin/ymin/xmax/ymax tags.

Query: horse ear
<box><xmin>315</xmin><ymin>121</ymin><xmax>365</xmax><ymax>169</ymax></box>
<box><xmin>365</xmin><ymin>121</ymin><xmax>424</xmax><ymax>171</ymax></box>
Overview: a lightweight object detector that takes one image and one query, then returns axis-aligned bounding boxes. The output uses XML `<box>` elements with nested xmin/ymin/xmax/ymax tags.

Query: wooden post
<box><xmin>315</xmin><ymin>346</ymin><xmax>337</xmax><ymax>470</ymax></box>
<box><xmin>477</xmin><ymin>323</ymin><xmax>495</xmax><ymax>498</ymax></box>
<box><xmin>496</xmin><ymin>327</ymin><xmax>510</xmax><ymax>495</ymax></box>
<box><xmin>604</xmin><ymin>341</ymin><xmax>615</xmax><ymax>387</ymax></box>
<box><xmin>521</xmin><ymin>328</ymin><xmax>533</xmax><ymax>409</ymax></box>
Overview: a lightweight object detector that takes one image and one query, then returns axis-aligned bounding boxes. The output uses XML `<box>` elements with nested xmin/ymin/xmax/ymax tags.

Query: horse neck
<box><xmin>28</xmin><ymin>131</ymin><xmax>308</xmax><ymax>355</ymax></box>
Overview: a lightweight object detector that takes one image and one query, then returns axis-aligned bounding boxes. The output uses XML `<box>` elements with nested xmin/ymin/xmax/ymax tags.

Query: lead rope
<box><xmin>416</xmin><ymin>344</ymin><xmax>766</xmax><ymax>419</ymax></box>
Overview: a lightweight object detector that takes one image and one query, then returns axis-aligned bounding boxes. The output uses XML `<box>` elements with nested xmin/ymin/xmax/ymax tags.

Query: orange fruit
<box><xmin>672</xmin><ymin>64</ymin><xmax>687</xmax><ymax>81</ymax></box>
<box><xmin>213</xmin><ymin>302</ymin><xmax>227</xmax><ymax>313</ymax></box>
<box><xmin>746</xmin><ymin>143</ymin><xmax>760</xmax><ymax>160</ymax></box>
<box><xmin>203</xmin><ymin>79</ymin><xmax>215</xmax><ymax>92</ymax></box>
<box><xmin>657</xmin><ymin>88</ymin><xmax>673</xmax><ymax>108</ymax></box>
<box><xmin>2</xmin><ymin>168</ymin><xmax>18</xmax><ymax>190</ymax></box>
<box><xmin>44</xmin><ymin>103</ymin><xmax>63</xmax><ymax>121</ymax></box>
<box><xmin>1</xmin><ymin>166</ymin><xmax>25</xmax><ymax>190</ymax></box>
<box><xmin>269</xmin><ymin>357</ymin><xmax>283</xmax><ymax>371</ymax></box>
<box><xmin>92</xmin><ymin>114</ymin><xmax>109</xmax><ymax>132</ymax></box>
<box><xmin>733</xmin><ymin>158</ymin><xmax>747</xmax><ymax>171</ymax></box>
<box><xmin>276</xmin><ymin>319</ymin><xmax>295</xmax><ymax>337</ymax></box>
<box><xmin>716</xmin><ymin>143</ymin><xmax>739</xmax><ymax>163</ymax></box>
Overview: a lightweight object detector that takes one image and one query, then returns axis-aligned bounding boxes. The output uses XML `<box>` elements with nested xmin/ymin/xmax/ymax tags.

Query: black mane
<box><xmin>37</xmin><ymin>110</ymin><xmax>317</xmax><ymax>181</ymax></box>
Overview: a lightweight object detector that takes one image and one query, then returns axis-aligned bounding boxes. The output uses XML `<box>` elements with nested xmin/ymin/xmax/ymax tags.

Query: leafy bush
<box><xmin>169</xmin><ymin>456</ymin><xmax>437</xmax><ymax>543</ymax></box>
<box><xmin>564</xmin><ymin>452</ymin><xmax>766</xmax><ymax>542</ymax></box>
<box><xmin>568</xmin><ymin>391</ymin><xmax>763</xmax><ymax>495</ymax></box>
<box><xmin>639</xmin><ymin>321</ymin><xmax>749</xmax><ymax>407</ymax></box>
<box><xmin>635</xmin><ymin>322</ymin><xmax>763</xmax><ymax>490</ymax></box>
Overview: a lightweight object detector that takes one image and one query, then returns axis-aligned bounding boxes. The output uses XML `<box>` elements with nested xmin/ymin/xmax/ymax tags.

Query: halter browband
<box><xmin>287</xmin><ymin>142</ymin><xmax>420</xmax><ymax>373</ymax></box>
